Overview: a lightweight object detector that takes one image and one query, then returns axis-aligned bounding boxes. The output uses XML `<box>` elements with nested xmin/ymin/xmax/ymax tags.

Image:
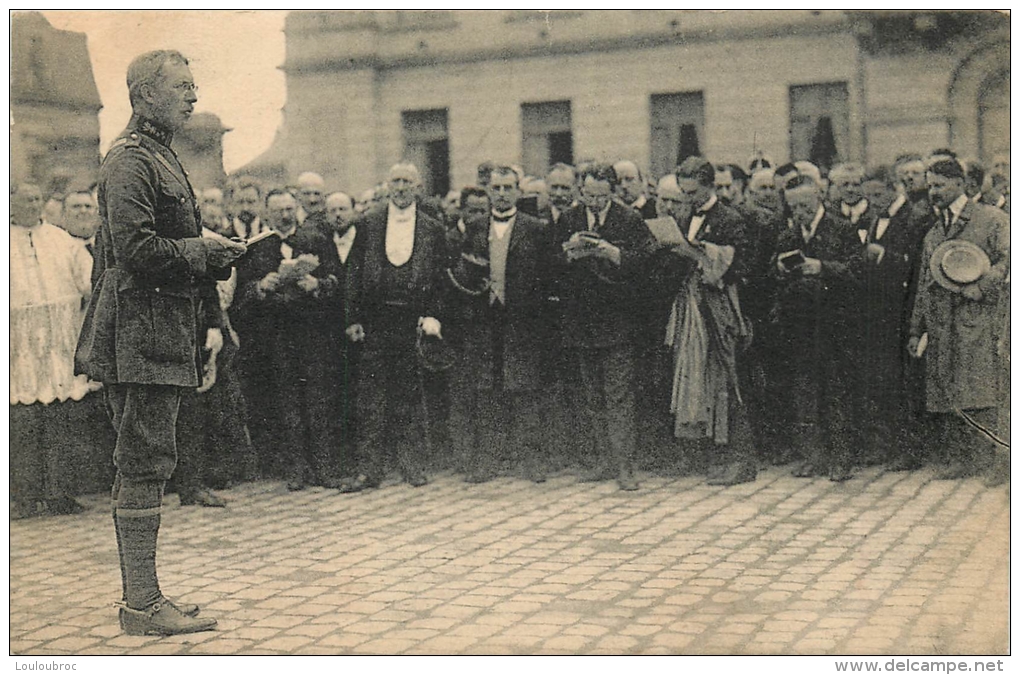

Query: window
<box><xmin>789</xmin><ymin>83</ymin><xmax>850</xmax><ymax>173</ymax></box>
<box><xmin>521</xmin><ymin>101</ymin><xmax>573</xmax><ymax>177</ymax></box>
<box><xmin>402</xmin><ymin>109</ymin><xmax>450</xmax><ymax>197</ymax></box>
<box><xmin>649</xmin><ymin>92</ymin><xmax>705</xmax><ymax>180</ymax></box>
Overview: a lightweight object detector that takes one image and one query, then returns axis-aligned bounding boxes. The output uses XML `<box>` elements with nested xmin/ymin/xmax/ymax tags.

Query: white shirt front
<box><xmin>334</xmin><ymin>226</ymin><xmax>357</xmax><ymax>264</ymax></box>
<box><xmin>801</xmin><ymin>205</ymin><xmax>825</xmax><ymax>244</ymax></box>
<box><xmin>586</xmin><ymin>202</ymin><xmax>612</xmax><ymax>230</ymax></box>
<box><xmin>875</xmin><ymin>194</ymin><xmax>907</xmax><ymax>242</ymax></box>
<box><xmin>841</xmin><ymin>199</ymin><xmax>869</xmax><ymax>225</ymax></box>
<box><xmin>233</xmin><ymin>216</ymin><xmax>261</xmax><ymax>240</ymax></box>
<box><xmin>687</xmin><ymin>194</ymin><xmax>718</xmax><ymax>242</ymax></box>
<box><xmin>385</xmin><ymin>202</ymin><xmax>417</xmax><ymax>267</ymax></box>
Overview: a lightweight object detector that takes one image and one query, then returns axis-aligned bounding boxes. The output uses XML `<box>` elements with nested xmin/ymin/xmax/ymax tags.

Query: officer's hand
<box><xmin>259</xmin><ymin>272</ymin><xmax>282</xmax><ymax>293</ymax></box>
<box><xmin>960</xmin><ymin>284</ymin><xmax>983</xmax><ymax>302</ymax></box>
<box><xmin>419</xmin><ymin>316</ymin><xmax>442</xmax><ymax>339</ymax></box>
<box><xmin>297</xmin><ymin>274</ymin><xmax>319</xmax><ymax>293</ymax></box>
<box><xmin>907</xmin><ymin>336</ymin><xmax>923</xmax><ymax>359</ymax></box>
<box><xmin>204</xmin><ymin>238</ymin><xmax>247</xmax><ymax>268</ymax></box>
<box><xmin>865</xmin><ymin>243</ymin><xmax>885</xmax><ymax>264</ymax></box>
<box><xmin>346</xmin><ymin>323</ymin><xmax>365</xmax><ymax>343</ymax></box>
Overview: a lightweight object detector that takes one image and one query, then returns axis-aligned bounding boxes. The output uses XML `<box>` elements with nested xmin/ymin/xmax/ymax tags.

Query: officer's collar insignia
<box><xmin>135</xmin><ymin>116</ymin><xmax>174</xmax><ymax>147</ymax></box>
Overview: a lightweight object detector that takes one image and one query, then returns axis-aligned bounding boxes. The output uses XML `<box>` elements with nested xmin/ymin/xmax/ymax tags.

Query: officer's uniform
<box><xmin>75</xmin><ymin>113</ymin><xmax>228</xmax><ymax>613</ymax></box>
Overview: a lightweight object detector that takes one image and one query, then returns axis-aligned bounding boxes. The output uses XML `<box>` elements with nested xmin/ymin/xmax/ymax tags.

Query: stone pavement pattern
<box><xmin>10</xmin><ymin>467</ymin><xmax>1009</xmax><ymax>655</ymax></box>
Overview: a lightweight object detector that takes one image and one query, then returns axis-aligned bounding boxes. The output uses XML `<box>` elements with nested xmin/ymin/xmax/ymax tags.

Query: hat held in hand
<box><xmin>929</xmin><ymin>239</ymin><xmax>991</xmax><ymax>293</ymax></box>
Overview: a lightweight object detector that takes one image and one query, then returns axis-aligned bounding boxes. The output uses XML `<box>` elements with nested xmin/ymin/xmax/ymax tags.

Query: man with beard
<box><xmin>295</xmin><ymin>171</ymin><xmax>329</xmax><ymax>233</ymax></box>
<box><xmin>341</xmin><ymin>162</ymin><xmax>446</xmax><ymax>491</ymax></box>
<box><xmin>75</xmin><ymin>50</ymin><xmax>247</xmax><ymax>635</ymax></box>
<box><xmin>232</xmin><ymin>189</ymin><xmax>344</xmax><ymax>491</ymax></box>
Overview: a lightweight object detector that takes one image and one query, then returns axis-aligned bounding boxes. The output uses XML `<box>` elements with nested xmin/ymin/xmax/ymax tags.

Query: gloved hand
<box><xmin>419</xmin><ymin>316</ymin><xmax>442</xmax><ymax>339</ymax></box>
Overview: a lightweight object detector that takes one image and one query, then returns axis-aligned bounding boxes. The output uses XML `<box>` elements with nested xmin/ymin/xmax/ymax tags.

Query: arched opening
<box><xmin>979</xmin><ymin>69</ymin><xmax>1009</xmax><ymax>163</ymax></box>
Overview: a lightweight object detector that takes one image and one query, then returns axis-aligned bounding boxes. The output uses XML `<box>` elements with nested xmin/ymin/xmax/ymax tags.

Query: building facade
<box><xmin>10</xmin><ymin>12</ymin><xmax>103</xmax><ymax>194</ymax></box>
<box><xmin>241</xmin><ymin>10</ymin><xmax>1009</xmax><ymax>194</ymax></box>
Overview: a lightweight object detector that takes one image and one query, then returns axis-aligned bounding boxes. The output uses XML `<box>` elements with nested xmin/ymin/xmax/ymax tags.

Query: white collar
<box><xmin>802</xmin><ymin>205</ymin><xmax>825</xmax><ymax>242</ymax></box>
<box><xmin>887</xmin><ymin>193</ymin><xmax>907</xmax><ymax>218</ymax></box>
<box><xmin>388</xmin><ymin>201</ymin><xmax>416</xmax><ymax>220</ymax></box>
<box><xmin>948</xmin><ymin>194</ymin><xmax>969</xmax><ymax>220</ymax></box>
<box><xmin>842</xmin><ymin>199</ymin><xmax>868</xmax><ymax>218</ymax></box>
<box><xmin>632</xmin><ymin>194</ymin><xmax>647</xmax><ymax>210</ymax></box>
<box><xmin>697</xmin><ymin>194</ymin><xmax>718</xmax><ymax>214</ymax></box>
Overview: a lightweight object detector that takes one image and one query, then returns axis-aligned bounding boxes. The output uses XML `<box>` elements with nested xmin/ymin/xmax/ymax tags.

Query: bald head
<box><xmin>297</xmin><ymin>172</ymin><xmax>325</xmax><ymax>214</ymax></box>
<box><xmin>613</xmin><ymin>160</ymin><xmax>644</xmax><ymax>204</ymax></box>
<box><xmin>655</xmin><ymin>174</ymin><xmax>683</xmax><ymax>221</ymax></box>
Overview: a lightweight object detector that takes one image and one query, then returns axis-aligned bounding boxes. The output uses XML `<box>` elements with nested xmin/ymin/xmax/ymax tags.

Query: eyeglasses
<box><xmin>172</xmin><ymin>82</ymin><xmax>199</xmax><ymax>93</ymax></box>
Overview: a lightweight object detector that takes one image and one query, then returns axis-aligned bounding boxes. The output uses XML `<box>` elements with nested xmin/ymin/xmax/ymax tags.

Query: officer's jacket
<box><xmin>76</xmin><ymin>114</ymin><xmax>224</xmax><ymax>387</ymax></box>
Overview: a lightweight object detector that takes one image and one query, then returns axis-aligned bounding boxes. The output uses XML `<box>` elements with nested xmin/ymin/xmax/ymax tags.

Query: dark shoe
<box><xmin>167</xmin><ymin>598</ymin><xmax>200</xmax><ymax>617</ymax></box>
<box><xmin>792</xmin><ymin>462</ymin><xmax>821</xmax><ymax>478</ymax></box>
<box><xmin>407</xmin><ymin>473</ymin><xmax>429</xmax><ymax>488</ymax></box>
<box><xmin>617</xmin><ymin>471</ymin><xmax>640</xmax><ymax>492</ymax></box>
<box><xmin>338</xmin><ymin>475</ymin><xmax>380</xmax><ymax>494</ymax></box>
<box><xmin>706</xmin><ymin>463</ymin><xmax>757</xmax><ymax>487</ymax></box>
<box><xmin>119</xmin><ymin>598</ymin><xmax>216</xmax><ymax>636</ymax></box>
<box><xmin>829</xmin><ymin>465</ymin><xmax>853</xmax><ymax>482</ymax></box>
<box><xmin>465</xmin><ymin>470</ymin><xmax>495</xmax><ymax>484</ymax></box>
<box><xmin>983</xmin><ymin>456</ymin><xmax>1010</xmax><ymax>488</ymax></box>
<box><xmin>47</xmin><ymin>496</ymin><xmax>88</xmax><ymax>515</ymax></box>
<box><xmin>286</xmin><ymin>480</ymin><xmax>305</xmax><ymax>492</ymax></box>
<box><xmin>934</xmin><ymin>461</ymin><xmax>977</xmax><ymax>481</ymax></box>
<box><xmin>887</xmin><ymin>455</ymin><xmax>923</xmax><ymax>472</ymax></box>
<box><xmin>179</xmin><ymin>489</ymin><xmax>226</xmax><ymax>508</ymax></box>
<box><xmin>579</xmin><ymin>466</ymin><xmax>615</xmax><ymax>483</ymax></box>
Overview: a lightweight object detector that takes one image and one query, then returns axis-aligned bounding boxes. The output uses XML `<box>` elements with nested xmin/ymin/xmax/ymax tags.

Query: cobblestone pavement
<box><xmin>10</xmin><ymin>466</ymin><xmax>1009</xmax><ymax>656</ymax></box>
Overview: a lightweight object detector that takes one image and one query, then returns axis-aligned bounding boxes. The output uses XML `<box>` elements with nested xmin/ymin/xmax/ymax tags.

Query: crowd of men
<box><xmin>11</xmin><ymin>145</ymin><xmax>1011</xmax><ymax>515</ymax></box>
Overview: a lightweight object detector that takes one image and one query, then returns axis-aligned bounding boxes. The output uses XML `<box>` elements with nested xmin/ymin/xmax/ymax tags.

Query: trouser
<box><xmin>356</xmin><ymin>345</ymin><xmax>428</xmax><ymax>482</ymax></box>
<box><xmin>934</xmin><ymin>408</ymin><xmax>998</xmax><ymax>468</ymax></box>
<box><xmin>455</xmin><ymin>387</ymin><xmax>543</xmax><ymax>475</ymax></box>
<box><xmin>105</xmin><ymin>383</ymin><xmax>181</xmax><ymax>610</ymax></box>
<box><xmin>578</xmin><ymin>344</ymin><xmax>637</xmax><ymax>475</ymax></box>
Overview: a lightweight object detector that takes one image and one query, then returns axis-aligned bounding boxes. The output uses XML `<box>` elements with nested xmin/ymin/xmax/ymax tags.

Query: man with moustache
<box><xmin>341</xmin><ymin>162</ymin><xmax>447</xmax><ymax>491</ymax></box>
<box><xmin>613</xmin><ymin>160</ymin><xmax>657</xmax><ymax>220</ymax></box>
<box><xmin>233</xmin><ymin>189</ymin><xmax>344</xmax><ymax>491</ymax></box>
<box><xmin>295</xmin><ymin>171</ymin><xmax>328</xmax><ymax>232</ymax></box>
<box><xmin>228</xmin><ymin>179</ymin><xmax>263</xmax><ymax>240</ymax></box>
<box><xmin>324</xmin><ymin>190</ymin><xmax>359</xmax><ymax>485</ymax></box>
<box><xmin>908</xmin><ymin>157</ymin><xmax>1010</xmax><ymax>484</ymax></box>
<box><xmin>75</xmin><ymin>50</ymin><xmax>247</xmax><ymax>635</ymax></box>
<box><xmin>446</xmin><ymin>170</ymin><xmax>553</xmax><ymax>483</ymax></box>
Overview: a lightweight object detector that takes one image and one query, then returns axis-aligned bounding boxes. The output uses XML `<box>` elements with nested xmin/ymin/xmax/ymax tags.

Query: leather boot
<box><xmin>119</xmin><ymin>598</ymin><xmax>216</xmax><ymax>636</ymax></box>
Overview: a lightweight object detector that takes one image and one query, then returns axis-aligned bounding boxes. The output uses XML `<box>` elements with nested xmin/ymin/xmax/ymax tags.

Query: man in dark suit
<box><xmin>324</xmin><ymin>191</ymin><xmax>359</xmax><ymax>485</ymax></box>
<box><xmin>555</xmin><ymin>163</ymin><xmax>655</xmax><ymax>490</ymax></box>
<box><xmin>232</xmin><ymin>189</ymin><xmax>345</xmax><ymax>491</ymax></box>
<box><xmin>341</xmin><ymin>162</ymin><xmax>447</xmax><ymax>491</ymax></box>
<box><xmin>75</xmin><ymin>50</ymin><xmax>246</xmax><ymax>635</ymax></box>
<box><xmin>446</xmin><ymin>174</ymin><xmax>553</xmax><ymax>483</ymax></box>
<box><xmin>856</xmin><ymin>171</ymin><xmax>931</xmax><ymax>469</ymax></box>
<box><xmin>771</xmin><ymin>174</ymin><xmax>863</xmax><ymax>482</ymax></box>
<box><xmin>660</xmin><ymin>158</ymin><xmax>756</xmax><ymax>485</ymax></box>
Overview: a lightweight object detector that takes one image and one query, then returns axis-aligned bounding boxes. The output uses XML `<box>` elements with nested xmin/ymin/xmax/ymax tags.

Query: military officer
<box><xmin>75</xmin><ymin>50</ymin><xmax>246</xmax><ymax>636</ymax></box>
